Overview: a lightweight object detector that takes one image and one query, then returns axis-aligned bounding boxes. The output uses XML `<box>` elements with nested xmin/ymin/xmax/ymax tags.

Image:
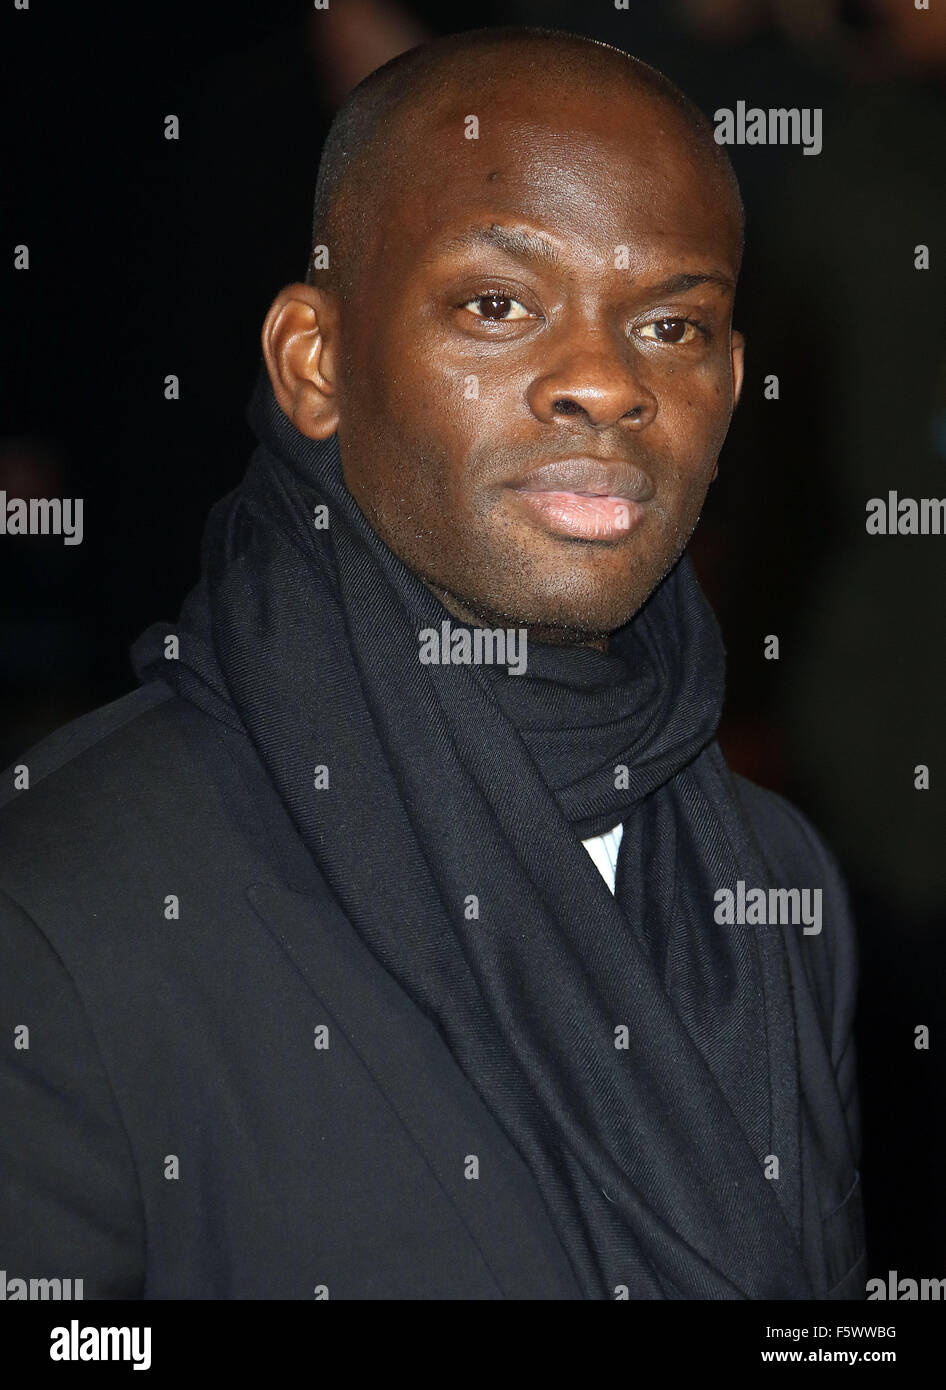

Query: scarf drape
<box><xmin>131</xmin><ymin>366</ymin><xmax>813</xmax><ymax>1299</ymax></box>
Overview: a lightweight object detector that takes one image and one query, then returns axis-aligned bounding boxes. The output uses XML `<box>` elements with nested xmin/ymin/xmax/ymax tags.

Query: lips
<box><xmin>508</xmin><ymin>457</ymin><xmax>653</xmax><ymax>541</ymax></box>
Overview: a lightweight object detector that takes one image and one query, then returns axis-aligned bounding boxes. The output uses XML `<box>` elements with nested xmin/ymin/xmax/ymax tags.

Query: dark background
<box><xmin>4</xmin><ymin>0</ymin><xmax>945</xmax><ymax>1282</ymax></box>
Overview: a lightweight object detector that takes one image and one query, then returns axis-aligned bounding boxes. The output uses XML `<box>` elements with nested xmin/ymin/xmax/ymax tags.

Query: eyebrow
<box><xmin>439</xmin><ymin>224</ymin><xmax>563</xmax><ymax>269</ymax></box>
<box><xmin>434</xmin><ymin>225</ymin><xmax>734</xmax><ymax>293</ymax></box>
<box><xmin>646</xmin><ymin>271</ymin><xmax>734</xmax><ymax>295</ymax></box>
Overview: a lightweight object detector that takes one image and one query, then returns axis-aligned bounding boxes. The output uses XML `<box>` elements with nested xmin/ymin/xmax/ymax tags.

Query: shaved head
<box><xmin>305</xmin><ymin>26</ymin><xmax>744</xmax><ymax>300</ymax></box>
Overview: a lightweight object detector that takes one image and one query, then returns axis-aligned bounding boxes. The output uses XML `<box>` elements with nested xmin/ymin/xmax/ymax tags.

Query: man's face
<box><xmin>332</xmin><ymin>83</ymin><xmax>744</xmax><ymax>639</ymax></box>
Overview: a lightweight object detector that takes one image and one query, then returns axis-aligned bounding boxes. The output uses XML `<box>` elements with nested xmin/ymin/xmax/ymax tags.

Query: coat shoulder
<box><xmin>0</xmin><ymin>681</ymin><xmax>206</xmax><ymax>892</ymax></box>
<box><xmin>0</xmin><ymin>680</ymin><xmax>176</xmax><ymax>806</ymax></box>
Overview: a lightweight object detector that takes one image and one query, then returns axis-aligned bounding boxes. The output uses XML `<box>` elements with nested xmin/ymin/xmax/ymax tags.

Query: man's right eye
<box><xmin>461</xmin><ymin>293</ymin><xmax>532</xmax><ymax>321</ymax></box>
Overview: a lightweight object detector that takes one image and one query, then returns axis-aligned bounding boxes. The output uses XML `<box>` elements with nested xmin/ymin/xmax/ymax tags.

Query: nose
<box><xmin>527</xmin><ymin>332</ymin><xmax>657</xmax><ymax>431</ymax></box>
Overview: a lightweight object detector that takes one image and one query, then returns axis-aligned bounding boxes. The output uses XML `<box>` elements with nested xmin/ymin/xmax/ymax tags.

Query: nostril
<box><xmin>552</xmin><ymin>399</ymin><xmax>583</xmax><ymax>416</ymax></box>
<box><xmin>625</xmin><ymin>406</ymin><xmax>643</xmax><ymax>419</ymax></box>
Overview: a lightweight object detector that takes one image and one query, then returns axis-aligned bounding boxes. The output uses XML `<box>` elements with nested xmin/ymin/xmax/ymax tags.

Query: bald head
<box><xmin>305</xmin><ymin>26</ymin><xmax>744</xmax><ymax>299</ymax></box>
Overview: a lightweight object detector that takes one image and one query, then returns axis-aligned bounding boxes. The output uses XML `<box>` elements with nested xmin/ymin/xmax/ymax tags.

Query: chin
<box><xmin>522</xmin><ymin>535</ymin><xmax>682</xmax><ymax>621</ymax></box>
<box><xmin>471</xmin><ymin>580</ymin><xmax>653</xmax><ymax>639</ymax></box>
<box><xmin>524</xmin><ymin>564</ymin><xmax>667</xmax><ymax>632</ymax></box>
<box><xmin>425</xmin><ymin>535</ymin><xmax>679</xmax><ymax>637</ymax></box>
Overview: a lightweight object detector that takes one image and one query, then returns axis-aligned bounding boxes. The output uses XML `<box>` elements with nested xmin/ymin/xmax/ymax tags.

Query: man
<box><xmin>0</xmin><ymin>27</ymin><xmax>864</xmax><ymax>1300</ymax></box>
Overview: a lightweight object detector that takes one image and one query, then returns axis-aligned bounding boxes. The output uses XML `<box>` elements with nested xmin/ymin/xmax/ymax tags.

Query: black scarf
<box><xmin>131</xmin><ymin>366</ymin><xmax>813</xmax><ymax>1299</ymax></box>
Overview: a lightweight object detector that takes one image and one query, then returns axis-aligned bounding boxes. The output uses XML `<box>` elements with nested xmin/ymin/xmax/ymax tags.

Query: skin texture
<box><xmin>262</xmin><ymin>36</ymin><xmax>745</xmax><ymax>649</ymax></box>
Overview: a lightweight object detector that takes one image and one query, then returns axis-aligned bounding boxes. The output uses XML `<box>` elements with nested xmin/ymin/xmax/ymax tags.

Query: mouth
<box><xmin>508</xmin><ymin>457</ymin><xmax>654</xmax><ymax>542</ymax></box>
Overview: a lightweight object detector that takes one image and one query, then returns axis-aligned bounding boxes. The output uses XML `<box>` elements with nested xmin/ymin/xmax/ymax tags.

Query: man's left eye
<box><xmin>462</xmin><ymin>293</ymin><xmax>532</xmax><ymax>321</ymax></box>
<box><xmin>639</xmin><ymin>318</ymin><xmax>698</xmax><ymax>344</ymax></box>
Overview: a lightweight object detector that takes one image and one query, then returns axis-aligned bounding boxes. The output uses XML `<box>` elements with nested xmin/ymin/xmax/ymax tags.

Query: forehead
<box><xmin>367</xmin><ymin>84</ymin><xmax>737</xmax><ymax>277</ymax></box>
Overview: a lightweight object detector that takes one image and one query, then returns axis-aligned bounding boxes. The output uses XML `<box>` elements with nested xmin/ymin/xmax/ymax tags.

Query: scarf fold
<box><xmin>131</xmin><ymin>365</ymin><xmax>813</xmax><ymax>1299</ymax></box>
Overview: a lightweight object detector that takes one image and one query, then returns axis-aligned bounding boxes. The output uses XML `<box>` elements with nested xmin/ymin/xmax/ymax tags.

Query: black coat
<box><xmin>0</xmin><ymin>682</ymin><xmax>866</xmax><ymax>1299</ymax></box>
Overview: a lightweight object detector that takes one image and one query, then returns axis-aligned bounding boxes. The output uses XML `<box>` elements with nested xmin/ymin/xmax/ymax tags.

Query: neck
<box><xmin>423</xmin><ymin>580</ymin><xmax>612</xmax><ymax>654</ymax></box>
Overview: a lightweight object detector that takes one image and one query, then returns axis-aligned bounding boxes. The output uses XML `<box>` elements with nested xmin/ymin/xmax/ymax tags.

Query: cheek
<box><xmin>377</xmin><ymin>325</ymin><xmax>508</xmax><ymax>454</ymax></box>
<box><xmin>340</xmin><ymin>339</ymin><xmax>498</xmax><ymax>529</ymax></box>
<box><xmin>658</xmin><ymin>367</ymin><xmax>732</xmax><ymax>474</ymax></box>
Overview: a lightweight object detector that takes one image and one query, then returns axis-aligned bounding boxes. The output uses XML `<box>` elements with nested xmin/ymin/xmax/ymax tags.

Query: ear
<box><xmin>710</xmin><ymin>328</ymin><xmax>745</xmax><ymax>482</ymax></box>
<box><xmin>261</xmin><ymin>283</ymin><xmax>340</xmax><ymax>440</ymax></box>
<box><xmin>730</xmin><ymin>327</ymin><xmax>745</xmax><ymax>411</ymax></box>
